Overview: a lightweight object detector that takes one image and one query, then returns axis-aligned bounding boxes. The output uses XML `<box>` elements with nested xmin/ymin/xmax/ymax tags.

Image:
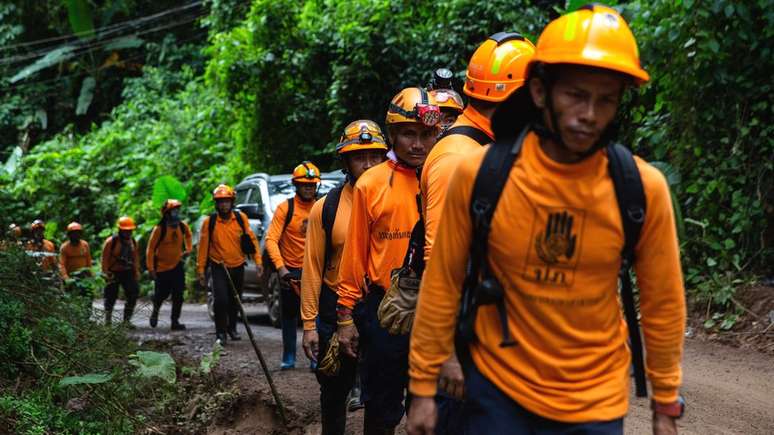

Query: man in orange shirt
<box><xmin>336</xmin><ymin>87</ymin><xmax>440</xmax><ymax>434</ymax></box>
<box><xmin>26</xmin><ymin>219</ymin><xmax>57</xmax><ymax>272</ymax></box>
<box><xmin>265</xmin><ymin>162</ymin><xmax>320</xmax><ymax>369</ymax></box>
<box><xmin>147</xmin><ymin>199</ymin><xmax>192</xmax><ymax>331</ymax></box>
<box><xmin>408</xmin><ymin>6</ymin><xmax>685</xmax><ymax>435</ymax></box>
<box><xmin>197</xmin><ymin>184</ymin><xmax>261</xmax><ymax>344</ymax></box>
<box><xmin>59</xmin><ymin>221</ymin><xmax>92</xmax><ymax>285</ymax></box>
<box><xmin>102</xmin><ymin>216</ymin><xmax>140</xmax><ymax>327</ymax></box>
<box><xmin>300</xmin><ymin>121</ymin><xmax>387</xmax><ymax>434</ymax></box>
<box><xmin>419</xmin><ymin>33</ymin><xmax>536</xmax><ymax>435</ymax></box>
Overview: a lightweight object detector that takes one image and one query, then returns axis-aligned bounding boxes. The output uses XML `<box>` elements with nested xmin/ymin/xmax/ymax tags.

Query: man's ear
<box><xmin>530</xmin><ymin>77</ymin><xmax>546</xmax><ymax>109</ymax></box>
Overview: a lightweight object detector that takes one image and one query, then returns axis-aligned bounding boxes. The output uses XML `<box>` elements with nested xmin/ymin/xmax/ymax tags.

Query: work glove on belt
<box><xmin>377</xmin><ymin>267</ymin><xmax>420</xmax><ymax>336</ymax></box>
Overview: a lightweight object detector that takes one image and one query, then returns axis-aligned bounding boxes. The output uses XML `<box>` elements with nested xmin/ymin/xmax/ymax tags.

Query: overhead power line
<box><xmin>0</xmin><ymin>1</ymin><xmax>203</xmax><ymax>53</ymax></box>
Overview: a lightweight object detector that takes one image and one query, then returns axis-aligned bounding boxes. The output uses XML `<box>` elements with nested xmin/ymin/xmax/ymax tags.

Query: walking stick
<box><xmin>222</xmin><ymin>265</ymin><xmax>288</xmax><ymax>426</ymax></box>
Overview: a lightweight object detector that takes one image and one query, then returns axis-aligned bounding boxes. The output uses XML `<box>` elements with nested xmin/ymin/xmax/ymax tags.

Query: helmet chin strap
<box><xmin>534</xmin><ymin>78</ymin><xmax>616</xmax><ymax>162</ymax></box>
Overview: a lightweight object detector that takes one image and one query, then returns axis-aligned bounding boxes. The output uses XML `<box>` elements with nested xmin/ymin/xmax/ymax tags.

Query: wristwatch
<box><xmin>651</xmin><ymin>395</ymin><xmax>685</xmax><ymax>418</ymax></box>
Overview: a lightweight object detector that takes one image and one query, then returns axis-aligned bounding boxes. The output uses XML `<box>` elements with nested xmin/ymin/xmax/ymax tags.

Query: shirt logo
<box><xmin>524</xmin><ymin>207</ymin><xmax>585</xmax><ymax>286</ymax></box>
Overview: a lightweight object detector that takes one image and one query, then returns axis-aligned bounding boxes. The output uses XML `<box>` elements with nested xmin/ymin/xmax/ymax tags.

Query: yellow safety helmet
<box><xmin>292</xmin><ymin>161</ymin><xmax>321</xmax><ymax>184</ymax></box>
<box><xmin>336</xmin><ymin>120</ymin><xmax>389</xmax><ymax>155</ymax></box>
<box><xmin>385</xmin><ymin>87</ymin><xmax>441</xmax><ymax>127</ymax></box>
<box><xmin>529</xmin><ymin>4</ymin><xmax>649</xmax><ymax>84</ymax></box>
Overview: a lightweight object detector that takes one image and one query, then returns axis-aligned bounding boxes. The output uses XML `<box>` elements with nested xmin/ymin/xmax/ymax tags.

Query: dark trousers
<box><xmin>353</xmin><ymin>287</ymin><xmax>410</xmax><ymax>430</ymax></box>
<box><xmin>154</xmin><ymin>262</ymin><xmax>185</xmax><ymax>323</ymax></box>
<box><xmin>280</xmin><ymin>267</ymin><xmax>301</xmax><ymax>362</ymax></box>
<box><xmin>315</xmin><ymin>286</ymin><xmax>357</xmax><ymax>435</ymax></box>
<box><xmin>104</xmin><ymin>270</ymin><xmax>139</xmax><ymax>321</ymax></box>
<box><xmin>463</xmin><ymin>364</ymin><xmax>623</xmax><ymax>435</ymax></box>
<box><xmin>436</xmin><ymin>392</ymin><xmax>465</xmax><ymax>435</ymax></box>
<box><xmin>211</xmin><ymin>263</ymin><xmax>244</xmax><ymax>334</ymax></box>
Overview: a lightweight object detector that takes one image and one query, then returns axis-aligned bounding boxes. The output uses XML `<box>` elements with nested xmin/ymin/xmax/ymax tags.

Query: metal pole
<box><xmin>222</xmin><ymin>265</ymin><xmax>288</xmax><ymax>426</ymax></box>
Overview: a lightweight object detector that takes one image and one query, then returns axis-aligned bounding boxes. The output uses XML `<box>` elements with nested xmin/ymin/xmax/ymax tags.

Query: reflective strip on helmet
<box><xmin>564</xmin><ymin>12</ymin><xmax>579</xmax><ymax>41</ymax></box>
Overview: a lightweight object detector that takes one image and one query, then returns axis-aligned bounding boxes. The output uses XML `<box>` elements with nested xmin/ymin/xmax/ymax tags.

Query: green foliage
<box><xmin>199</xmin><ymin>341</ymin><xmax>223</xmax><ymax>375</ymax></box>
<box><xmin>2</xmin><ymin>65</ymin><xmax>246</xmax><ymax>247</ymax></box>
<box><xmin>129</xmin><ymin>351</ymin><xmax>177</xmax><ymax>385</ymax></box>
<box><xmin>0</xmin><ymin>245</ymin><xmax>183</xmax><ymax>433</ymax></box>
<box><xmin>58</xmin><ymin>373</ymin><xmax>113</xmax><ymax>387</ymax></box>
<box><xmin>624</xmin><ymin>0</ymin><xmax>773</xmax><ymax>314</ymax></box>
<box><xmin>64</xmin><ymin>0</ymin><xmax>95</xmax><ymax>39</ymax></box>
<box><xmin>206</xmin><ymin>0</ymin><xmax>549</xmax><ymax>171</ymax></box>
<box><xmin>152</xmin><ymin>175</ymin><xmax>188</xmax><ymax>210</ymax></box>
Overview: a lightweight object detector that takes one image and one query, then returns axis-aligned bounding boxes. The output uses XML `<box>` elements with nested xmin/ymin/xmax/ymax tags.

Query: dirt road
<box><xmin>117</xmin><ymin>300</ymin><xmax>774</xmax><ymax>434</ymax></box>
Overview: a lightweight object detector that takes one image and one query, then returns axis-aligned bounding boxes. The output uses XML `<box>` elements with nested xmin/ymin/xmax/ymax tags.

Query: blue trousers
<box><xmin>463</xmin><ymin>364</ymin><xmax>623</xmax><ymax>435</ymax></box>
<box><xmin>280</xmin><ymin>267</ymin><xmax>301</xmax><ymax>364</ymax></box>
<box><xmin>353</xmin><ymin>287</ymin><xmax>410</xmax><ymax>430</ymax></box>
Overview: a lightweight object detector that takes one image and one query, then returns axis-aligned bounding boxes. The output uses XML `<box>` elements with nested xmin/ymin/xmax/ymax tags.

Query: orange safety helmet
<box><xmin>529</xmin><ymin>4</ymin><xmax>649</xmax><ymax>84</ymax></box>
<box><xmin>336</xmin><ymin>120</ymin><xmax>389</xmax><ymax>155</ymax></box>
<box><xmin>30</xmin><ymin>219</ymin><xmax>45</xmax><ymax>230</ymax></box>
<box><xmin>117</xmin><ymin>216</ymin><xmax>136</xmax><ymax>231</ymax></box>
<box><xmin>161</xmin><ymin>199</ymin><xmax>183</xmax><ymax>215</ymax></box>
<box><xmin>464</xmin><ymin>32</ymin><xmax>536</xmax><ymax>102</ymax></box>
<box><xmin>430</xmin><ymin>89</ymin><xmax>464</xmax><ymax>114</ymax></box>
<box><xmin>385</xmin><ymin>87</ymin><xmax>441</xmax><ymax>127</ymax></box>
<box><xmin>66</xmin><ymin>222</ymin><xmax>83</xmax><ymax>232</ymax></box>
<box><xmin>212</xmin><ymin>184</ymin><xmax>236</xmax><ymax>200</ymax></box>
<box><xmin>292</xmin><ymin>162</ymin><xmax>321</xmax><ymax>184</ymax></box>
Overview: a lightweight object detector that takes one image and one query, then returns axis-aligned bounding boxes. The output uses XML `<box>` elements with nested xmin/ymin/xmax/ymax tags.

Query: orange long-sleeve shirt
<box><xmin>101</xmin><ymin>236</ymin><xmax>139</xmax><ymax>277</ymax></box>
<box><xmin>421</xmin><ymin>105</ymin><xmax>493</xmax><ymax>262</ymax></box>
<box><xmin>409</xmin><ymin>132</ymin><xmax>685</xmax><ymax>422</ymax></box>
<box><xmin>59</xmin><ymin>240</ymin><xmax>92</xmax><ymax>278</ymax></box>
<box><xmin>26</xmin><ymin>239</ymin><xmax>57</xmax><ymax>271</ymax></box>
<box><xmin>337</xmin><ymin>160</ymin><xmax>420</xmax><ymax>309</ymax></box>
<box><xmin>264</xmin><ymin>196</ymin><xmax>314</xmax><ymax>270</ymax></box>
<box><xmin>196</xmin><ymin>211</ymin><xmax>261</xmax><ymax>274</ymax></box>
<box><xmin>146</xmin><ymin>223</ymin><xmax>192</xmax><ymax>273</ymax></box>
<box><xmin>300</xmin><ymin>184</ymin><xmax>353</xmax><ymax>330</ymax></box>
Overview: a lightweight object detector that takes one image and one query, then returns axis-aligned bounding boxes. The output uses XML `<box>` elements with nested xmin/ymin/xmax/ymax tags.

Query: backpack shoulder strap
<box><xmin>438</xmin><ymin>125</ymin><xmax>492</xmax><ymax>146</ymax></box>
<box><xmin>457</xmin><ymin>127</ymin><xmax>528</xmax><ymax>352</ymax></box>
<box><xmin>321</xmin><ymin>186</ymin><xmax>344</xmax><ymax>270</ymax></box>
<box><xmin>469</xmin><ymin>127</ymin><xmax>528</xmax><ymax>246</ymax></box>
<box><xmin>153</xmin><ymin>224</ymin><xmax>167</xmax><ymax>271</ymax></box>
<box><xmin>207</xmin><ymin>213</ymin><xmax>218</xmax><ymax>258</ymax></box>
<box><xmin>607</xmin><ymin>143</ymin><xmax>646</xmax><ymax>266</ymax></box>
<box><xmin>607</xmin><ymin>142</ymin><xmax>648</xmax><ymax>398</ymax></box>
<box><xmin>233</xmin><ymin>210</ymin><xmax>247</xmax><ymax>232</ymax></box>
<box><xmin>282</xmin><ymin>197</ymin><xmax>294</xmax><ymax>234</ymax></box>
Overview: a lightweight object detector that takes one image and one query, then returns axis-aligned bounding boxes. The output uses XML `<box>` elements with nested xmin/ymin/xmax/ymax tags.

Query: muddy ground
<box><xmin>114</xmin><ymin>299</ymin><xmax>774</xmax><ymax>435</ymax></box>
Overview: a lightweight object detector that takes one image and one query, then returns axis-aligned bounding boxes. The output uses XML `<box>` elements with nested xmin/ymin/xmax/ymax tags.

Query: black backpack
<box><xmin>456</xmin><ymin>126</ymin><xmax>648</xmax><ymax>398</ymax></box>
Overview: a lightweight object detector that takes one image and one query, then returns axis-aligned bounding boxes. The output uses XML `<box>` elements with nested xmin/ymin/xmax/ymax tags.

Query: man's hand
<box><xmin>407</xmin><ymin>396</ymin><xmax>437</xmax><ymax>435</ymax></box>
<box><xmin>438</xmin><ymin>354</ymin><xmax>465</xmax><ymax>400</ymax></box>
<box><xmin>278</xmin><ymin>266</ymin><xmax>290</xmax><ymax>280</ymax></box>
<box><xmin>302</xmin><ymin>329</ymin><xmax>319</xmax><ymax>362</ymax></box>
<box><xmin>149</xmin><ymin>270</ymin><xmax>157</xmax><ymax>280</ymax></box>
<box><xmin>289</xmin><ymin>279</ymin><xmax>301</xmax><ymax>296</ymax></box>
<box><xmin>653</xmin><ymin>413</ymin><xmax>678</xmax><ymax>435</ymax></box>
<box><xmin>197</xmin><ymin>273</ymin><xmax>205</xmax><ymax>287</ymax></box>
<box><xmin>337</xmin><ymin>323</ymin><xmax>359</xmax><ymax>358</ymax></box>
